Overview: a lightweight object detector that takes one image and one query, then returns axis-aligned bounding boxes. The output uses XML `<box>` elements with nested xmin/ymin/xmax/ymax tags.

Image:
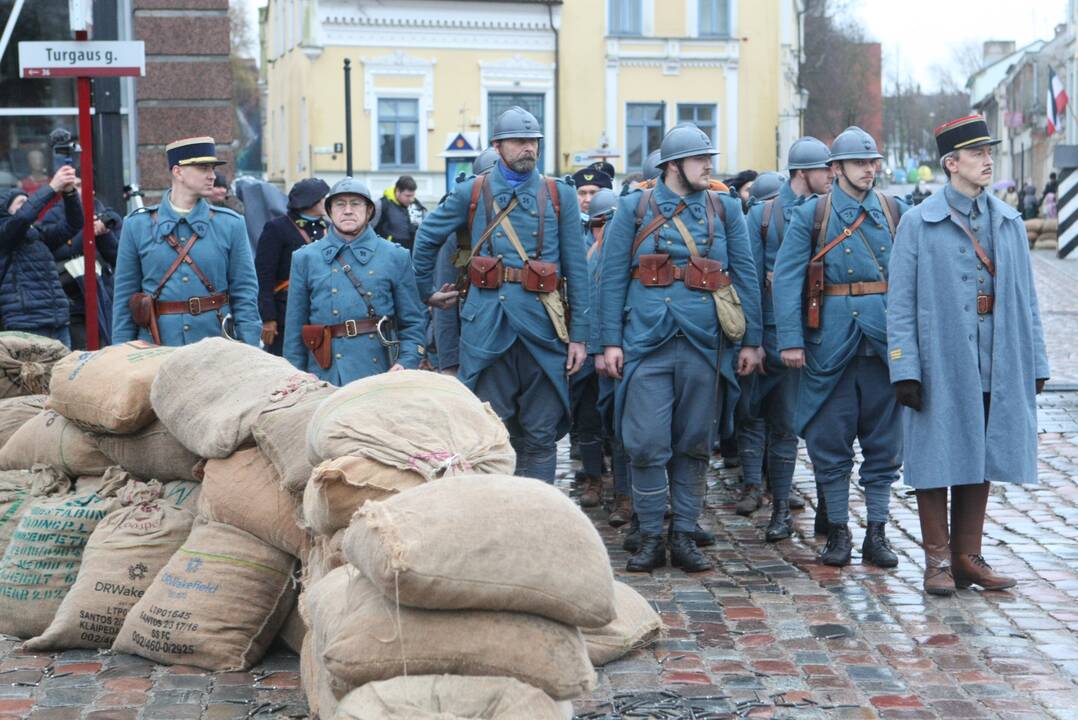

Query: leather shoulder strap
<box><xmin>466</xmin><ymin>175</ymin><xmax>485</xmax><ymax>235</ymax></box>
<box><xmin>760</xmin><ymin>199</ymin><xmax>774</xmax><ymax>245</ymax></box>
<box><xmin>335</xmin><ymin>256</ymin><xmax>378</xmax><ymax>318</ymax></box>
<box><xmin>545</xmin><ymin>177</ymin><xmax>560</xmax><ymax>218</ymax></box>
<box><xmin>811</xmin><ymin>210</ymin><xmax>868</xmax><ymax>263</ymax></box>
<box><xmin>812</xmin><ymin>193</ymin><xmax>832</xmax><ymax>252</ymax></box>
<box><xmin>949</xmin><ymin>211</ymin><xmax>996</xmax><ymax>276</ymax></box>
<box><xmin>875</xmin><ymin>190</ymin><xmax>898</xmax><ymax>236</ymax></box>
<box><xmin>535</xmin><ymin>179</ymin><xmax>549</xmax><ymax>258</ymax></box>
<box><xmin>154</xmin><ymin>233</ymin><xmax>201</xmax><ymax>299</ymax></box>
<box><xmin>630</xmin><ymin>189</ymin><xmax>664</xmax><ymax>260</ymax></box>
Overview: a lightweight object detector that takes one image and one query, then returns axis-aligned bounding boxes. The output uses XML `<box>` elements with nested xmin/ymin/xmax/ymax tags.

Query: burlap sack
<box><xmin>150</xmin><ymin>338</ymin><xmax>329</xmax><ymax>458</ymax></box>
<box><xmin>0</xmin><ymin>470</ymin><xmax>34</xmax><ymax>559</ymax></box>
<box><xmin>252</xmin><ymin>385</ymin><xmax>335</xmax><ymax>493</ymax></box>
<box><xmin>113</xmin><ymin>517</ymin><xmax>298</xmax><ymax>671</ymax></box>
<box><xmin>0</xmin><ymin>472</ymin><xmax>125</xmax><ymax>638</ymax></box>
<box><xmin>303</xmin><ymin>529</ymin><xmax>345</xmax><ymax>589</ymax></box>
<box><xmin>198</xmin><ymin>448</ymin><xmax>309</xmax><ymax>558</ymax></box>
<box><xmin>300</xmin><ymin>631</ymin><xmax>341</xmax><ymax>720</ymax></box>
<box><xmin>94</xmin><ymin>420</ymin><xmax>201</xmax><ymax>482</ymax></box>
<box><xmin>278</xmin><ymin>602</ymin><xmax>306</xmax><ymax>654</ymax></box>
<box><xmin>343</xmin><ymin>475</ymin><xmax>615</xmax><ymax>628</ymax></box>
<box><xmin>23</xmin><ymin>480</ymin><xmax>195</xmax><ymax>650</ymax></box>
<box><xmin>334</xmin><ymin>675</ymin><xmax>567</xmax><ymax>720</ymax></box>
<box><xmin>306</xmin><ymin>371</ymin><xmax>515</xmax><ymax>479</ymax></box>
<box><xmin>0</xmin><ymin>410</ymin><xmax>112</xmax><ymax>476</ymax></box>
<box><xmin>302</xmin><ymin>456</ymin><xmax>423</xmax><ymax>538</ymax></box>
<box><xmin>314</xmin><ymin>566</ymin><xmax>596</xmax><ymax>701</ymax></box>
<box><xmin>0</xmin><ymin>395</ymin><xmax>45</xmax><ymax>449</ymax></box>
<box><xmin>161</xmin><ymin>479</ymin><xmax>201</xmax><ymax>512</ymax></box>
<box><xmin>0</xmin><ymin>332</ymin><xmax>69</xmax><ymax>399</ymax></box>
<box><xmin>46</xmin><ymin>342</ymin><xmax>175</xmax><ymax>434</ymax></box>
<box><xmin>582</xmin><ymin>581</ymin><xmax>663</xmax><ymax>666</ymax></box>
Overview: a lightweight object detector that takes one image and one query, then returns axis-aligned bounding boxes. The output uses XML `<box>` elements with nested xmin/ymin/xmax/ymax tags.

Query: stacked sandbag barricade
<box><xmin>1026</xmin><ymin>218</ymin><xmax>1059</xmax><ymax>249</ymax></box>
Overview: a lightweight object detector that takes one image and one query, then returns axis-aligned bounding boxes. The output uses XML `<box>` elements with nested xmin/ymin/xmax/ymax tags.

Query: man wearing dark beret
<box><xmin>571</xmin><ymin>168</ymin><xmax>613</xmax><ymax>216</ymax></box>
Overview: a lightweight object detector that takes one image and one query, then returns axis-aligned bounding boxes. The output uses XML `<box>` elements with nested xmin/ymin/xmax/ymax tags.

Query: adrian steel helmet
<box><xmin>489</xmin><ymin>106</ymin><xmax>544</xmax><ymax>142</ymax></box>
<box><xmin>787</xmin><ymin>136</ymin><xmax>831</xmax><ymax>170</ymax></box>
<box><xmin>324</xmin><ymin>177</ymin><xmax>374</xmax><ymax>210</ymax></box>
<box><xmin>642</xmin><ymin>149</ymin><xmax>662</xmax><ymax>180</ymax></box>
<box><xmin>748</xmin><ymin>172</ymin><xmax>785</xmax><ymax>202</ymax></box>
<box><xmin>472</xmin><ymin>147</ymin><xmax>499</xmax><ymax>175</ymax></box>
<box><xmin>828</xmin><ymin>126</ymin><xmax>883</xmax><ymax>163</ymax></box>
<box><xmin>658</xmin><ymin>123</ymin><xmax>718</xmax><ymax>165</ymax></box>
<box><xmin>588</xmin><ymin>188</ymin><xmax>618</xmax><ymax>220</ymax></box>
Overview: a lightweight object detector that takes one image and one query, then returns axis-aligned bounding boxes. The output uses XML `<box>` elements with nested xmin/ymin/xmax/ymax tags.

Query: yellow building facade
<box><xmin>261</xmin><ymin>0</ymin><xmax>805</xmax><ymax>199</ymax></box>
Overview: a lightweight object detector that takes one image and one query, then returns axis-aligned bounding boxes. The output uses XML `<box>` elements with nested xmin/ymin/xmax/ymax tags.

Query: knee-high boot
<box><xmin>951</xmin><ymin>482</ymin><xmax>1015</xmax><ymax>590</ymax></box>
<box><xmin>915</xmin><ymin>488</ymin><xmax>955</xmax><ymax>595</ymax></box>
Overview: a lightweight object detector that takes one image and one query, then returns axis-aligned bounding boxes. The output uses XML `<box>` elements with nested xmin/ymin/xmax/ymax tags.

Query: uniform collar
<box><xmin>777</xmin><ymin>180</ymin><xmax>798</xmax><ymax>205</ymax></box>
<box><xmin>944</xmin><ymin>182</ymin><xmax>987</xmax><ymax>219</ymax></box>
<box><xmin>487</xmin><ymin>165</ymin><xmax>543</xmax><ymax>212</ymax></box>
<box><xmin>153</xmin><ymin>190</ymin><xmax>213</xmax><ymax>239</ymax></box>
<box><xmin>831</xmin><ymin>182</ymin><xmax>880</xmax><ymax>216</ymax></box>
<box><xmin>319</xmin><ymin>226</ymin><xmax>378</xmax><ymax>264</ymax></box>
<box><xmin>651</xmin><ymin>177</ymin><xmax>710</xmax><ymax>216</ymax></box>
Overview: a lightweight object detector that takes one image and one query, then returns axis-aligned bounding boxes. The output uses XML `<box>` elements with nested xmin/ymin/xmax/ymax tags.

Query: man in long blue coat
<box><xmin>601</xmin><ymin>124</ymin><xmax>763</xmax><ymax>573</ymax></box>
<box><xmin>113</xmin><ymin>137</ymin><xmax>261</xmax><ymax>346</ymax></box>
<box><xmin>888</xmin><ymin>115</ymin><xmax>1049</xmax><ymax>595</ymax></box>
<box><xmin>412</xmin><ymin>107</ymin><xmax>590</xmax><ymax>482</ymax></box>
<box><xmin>772</xmin><ymin>127</ymin><xmax>907</xmax><ymax>568</ymax></box>
<box><xmin>284</xmin><ymin>178</ymin><xmax>427</xmax><ymax>384</ymax></box>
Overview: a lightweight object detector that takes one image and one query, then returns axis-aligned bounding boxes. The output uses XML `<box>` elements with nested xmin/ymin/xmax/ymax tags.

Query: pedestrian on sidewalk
<box><xmin>887</xmin><ymin>115</ymin><xmax>1050</xmax><ymax>595</ymax></box>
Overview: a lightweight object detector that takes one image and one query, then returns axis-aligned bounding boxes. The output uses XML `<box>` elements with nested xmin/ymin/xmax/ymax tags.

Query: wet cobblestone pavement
<box><xmin>2</xmin><ymin>250</ymin><xmax>1078</xmax><ymax>718</ymax></box>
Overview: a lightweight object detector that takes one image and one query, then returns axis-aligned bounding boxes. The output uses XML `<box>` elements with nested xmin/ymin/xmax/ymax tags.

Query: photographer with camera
<box><xmin>0</xmin><ymin>163</ymin><xmax>82</xmax><ymax>346</ymax></box>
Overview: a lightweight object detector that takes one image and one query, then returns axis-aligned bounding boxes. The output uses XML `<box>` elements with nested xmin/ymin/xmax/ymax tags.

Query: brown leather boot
<box><xmin>951</xmin><ymin>482</ymin><xmax>1016</xmax><ymax>590</ymax></box>
<box><xmin>608</xmin><ymin>494</ymin><xmax>632</xmax><ymax>527</ymax></box>
<box><xmin>579</xmin><ymin>476</ymin><xmax>603</xmax><ymax>508</ymax></box>
<box><xmin>916</xmin><ymin>488</ymin><xmax>955</xmax><ymax>596</ymax></box>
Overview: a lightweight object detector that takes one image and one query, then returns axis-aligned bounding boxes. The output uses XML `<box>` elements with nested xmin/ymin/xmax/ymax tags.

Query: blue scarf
<box><xmin>497</xmin><ymin>160</ymin><xmax>531</xmax><ymax>188</ymax></box>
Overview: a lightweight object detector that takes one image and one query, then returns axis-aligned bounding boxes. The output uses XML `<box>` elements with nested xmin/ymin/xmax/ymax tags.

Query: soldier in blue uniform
<box><xmin>412</xmin><ymin>107</ymin><xmax>591</xmax><ymax>483</ymax></box>
<box><xmin>283</xmin><ymin>178</ymin><xmax>427</xmax><ymax>384</ymax></box>
<box><xmin>113</xmin><ymin>137</ymin><xmax>262</xmax><ymax>346</ymax></box>
<box><xmin>600</xmin><ymin>124</ymin><xmax>764</xmax><ymax>573</ymax></box>
<box><xmin>737</xmin><ymin>138</ymin><xmax>833</xmax><ymax>539</ymax></box>
<box><xmin>888</xmin><ymin>115</ymin><xmax>1049</xmax><ymax>594</ymax></box>
<box><xmin>772</xmin><ymin>127</ymin><xmax>907</xmax><ymax>568</ymax></box>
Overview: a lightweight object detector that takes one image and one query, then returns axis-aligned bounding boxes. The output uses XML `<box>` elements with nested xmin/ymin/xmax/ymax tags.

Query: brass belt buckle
<box><xmin>344</xmin><ymin>319</ymin><xmax>359</xmax><ymax>337</ymax></box>
<box><xmin>188</xmin><ymin>297</ymin><xmax>202</xmax><ymax>315</ymax></box>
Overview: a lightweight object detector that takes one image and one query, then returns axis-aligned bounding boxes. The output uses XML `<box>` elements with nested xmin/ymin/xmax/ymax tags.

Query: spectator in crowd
<box><xmin>725</xmin><ymin>169</ymin><xmax>759</xmax><ymax>212</ymax></box>
<box><xmin>209</xmin><ymin>171</ymin><xmax>246</xmax><ymax>215</ymax></box>
<box><xmin>372</xmin><ymin>175</ymin><xmax>427</xmax><ymax>251</ymax></box>
<box><xmin>1044</xmin><ymin>171</ymin><xmax>1058</xmax><ymax>198</ymax></box>
<box><xmin>0</xmin><ymin>164</ymin><xmax>81</xmax><ymax>345</ymax></box>
<box><xmin>1002</xmin><ymin>183</ymin><xmax>1020</xmax><ymax>209</ymax></box>
<box><xmin>1043</xmin><ymin>191</ymin><xmax>1058</xmax><ymax>220</ymax></box>
<box><xmin>1021</xmin><ymin>180</ymin><xmax>1038</xmax><ymax>220</ymax></box>
<box><xmin>19</xmin><ymin>150</ymin><xmax>50</xmax><ymax>195</ymax></box>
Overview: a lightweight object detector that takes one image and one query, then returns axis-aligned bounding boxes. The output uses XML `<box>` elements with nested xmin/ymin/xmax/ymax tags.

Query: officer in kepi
<box><xmin>283</xmin><ymin>178</ymin><xmax>427</xmax><ymax>385</ymax></box>
<box><xmin>112</xmin><ymin>136</ymin><xmax>261</xmax><ymax>346</ymax></box>
<box><xmin>888</xmin><ymin>115</ymin><xmax>1049</xmax><ymax>595</ymax></box>
<box><xmin>412</xmin><ymin>106</ymin><xmax>591</xmax><ymax>483</ymax></box>
<box><xmin>600</xmin><ymin>123</ymin><xmax>763</xmax><ymax>573</ymax></box>
<box><xmin>772</xmin><ymin>127</ymin><xmax>907</xmax><ymax>569</ymax></box>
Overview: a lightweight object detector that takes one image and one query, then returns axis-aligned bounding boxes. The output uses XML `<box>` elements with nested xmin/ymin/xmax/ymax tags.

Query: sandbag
<box><xmin>303</xmin><ymin>529</ymin><xmax>345</xmax><ymax>589</ymax></box>
<box><xmin>252</xmin><ymin>385</ymin><xmax>335</xmax><ymax>493</ymax></box>
<box><xmin>113</xmin><ymin>517</ymin><xmax>298</xmax><ymax>671</ymax></box>
<box><xmin>94</xmin><ymin>420</ymin><xmax>201</xmax><ymax>482</ymax></box>
<box><xmin>198</xmin><ymin>447</ymin><xmax>309</xmax><ymax>558</ymax></box>
<box><xmin>150</xmin><ymin>338</ymin><xmax>328</xmax><ymax>458</ymax></box>
<box><xmin>1024</xmin><ymin>218</ymin><xmax>1045</xmax><ymax>234</ymax></box>
<box><xmin>302</xmin><ymin>456</ymin><xmax>423</xmax><ymax>537</ymax></box>
<box><xmin>582</xmin><ymin>581</ymin><xmax>662</xmax><ymax>666</ymax></box>
<box><xmin>0</xmin><ymin>470</ymin><xmax>34</xmax><ymax>559</ymax></box>
<box><xmin>23</xmin><ymin>480</ymin><xmax>195</xmax><ymax>650</ymax></box>
<box><xmin>0</xmin><ymin>471</ymin><xmax>126</xmax><ymax>637</ymax></box>
<box><xmin>46</xmin><ymin>342</ymin><xmax>175</xmax><ymax>434</ymax></box>
<box><xmin>1043</xmin><ymin>218</ymin><xmax>1059</xmax><ymax>234</ymax></box>
<box><xmin>0</xmin><ymin>410</ymin><xmax>112</xmax><ymax>476</ymax></box>
<box><xmin>278</xmin><ymin>601</ymin><xmax>306</xmax><ymax>654</ymax></box>
<box><xmin>301</xmin><ymin>631</ymin><xmax>341</xmax><ymax>720</ymax></box>
<box><xmin>334</xmin><ymin>675</ymin><xmax>567</xmax><ymax>720</ymax></box>
<box><xmin>306</xmin><ymin>371</ymin><xmax>515</xmax><ymax>479</ymax></box>
<box><xmin>161</xmin><ymin>479</ymin><xmax>201</xmax><ymax>512</ymax></box>
<box><xmin>0</xmin><ymin>395</ymin><xmax>45</xmax><ymax>449</ymax></box>
<box><xmin>0</xmin><ymin>332</ymin><xmax>69</xmax><ymax>399</ymax></box>
<box><xmin>344</xmin><ymin>475</ymin><xmax>615</xmax><ymax>628</ymax></box>
<box><xmin>314</xmin><ymin>566</ymin><xmax>596</xmax><ymax>701</ymax></box>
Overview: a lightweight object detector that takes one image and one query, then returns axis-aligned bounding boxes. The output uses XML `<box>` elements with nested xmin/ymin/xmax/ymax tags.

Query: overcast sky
<box><xmin>849</xmin><ymin>0</ymin><xmax>1070</xmax><ymax>92</ymax></box>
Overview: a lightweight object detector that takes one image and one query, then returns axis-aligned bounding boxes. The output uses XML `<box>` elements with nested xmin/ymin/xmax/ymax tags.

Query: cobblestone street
<box><xmin>2</xmin><ymin>250</ymin><xmax>1078</xmax><ymax>718</ymax></box>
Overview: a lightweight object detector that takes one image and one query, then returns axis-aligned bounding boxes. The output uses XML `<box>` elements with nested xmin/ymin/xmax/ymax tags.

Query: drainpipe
<box><xmin>547</xmin><ymin>2</ymin><xmax>560</xmax><ymax>175</ymax></box>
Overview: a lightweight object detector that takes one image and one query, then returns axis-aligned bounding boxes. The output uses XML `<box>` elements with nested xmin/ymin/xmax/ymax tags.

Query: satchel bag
<box><xmin>467</xmin><ymin>255</ymin><xmax>503</xmax><ymax>289</ymax></box>
<box><xmin>302</xmin><ymin>324</ymin><xmax>333</xmax><ymax>370</ymax></box>
<box><xmin>520</xmin><ymin>259</ymin><xmax>560</xmax><ymax>293</ymax></box>
<box><xmin>637</xmin><ymin>254</ymin><xmax>675</xmax><ymax>287</ymax></box>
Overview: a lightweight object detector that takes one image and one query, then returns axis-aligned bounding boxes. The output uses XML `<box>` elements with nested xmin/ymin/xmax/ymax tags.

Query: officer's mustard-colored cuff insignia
<box><xmin>889</xmin><ymin>348</ymin><xmax>903</xmax><ymax>360</ymax></box>
<box><xmin>418</xmin><ymin>345</ymin><xmax>426</xmax><ymax>356</ymax></box>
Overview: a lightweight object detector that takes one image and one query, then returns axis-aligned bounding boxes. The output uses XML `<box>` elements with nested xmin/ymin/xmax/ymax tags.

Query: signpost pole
<box><xmin>75</xmin><ymin>29</ymin><xmax>99</xmax><ymax>350</ymax></box>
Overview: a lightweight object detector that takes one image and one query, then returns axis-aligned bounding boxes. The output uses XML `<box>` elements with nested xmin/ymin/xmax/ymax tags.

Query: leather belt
<box><xmin>822</xmin><ymin>281</ymin><xmax>888</xmax><ymax>297</ymax></box>
<box><xmin>155</xmin><ymin>292</ymin><xmax>229</xmax><ymax>316</ymax></box>
<box><xmin>977</xmin><ymin>294</ymin><xmax>994</xmax><ymax>315</ymax></box>
<box><xmin>502</xmin><ymin>267</ymin><xmax>526</xmax><ymax>284</ymax></box>
<box><xmin>326</xmin><ymin>318</ymin><xmax>380</xmax><ymax>338</ymax></box>
<box><xmin>631</xmin><ymin>266</ymin><xmax>690</xmax><ymax>281</ymax></box>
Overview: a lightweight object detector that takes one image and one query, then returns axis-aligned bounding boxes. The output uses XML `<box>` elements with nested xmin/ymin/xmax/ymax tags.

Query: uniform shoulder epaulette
<box><xmin>126</xmin><ymin>204</ymin><xmax>158</xmax><ymax>220</ymax></box>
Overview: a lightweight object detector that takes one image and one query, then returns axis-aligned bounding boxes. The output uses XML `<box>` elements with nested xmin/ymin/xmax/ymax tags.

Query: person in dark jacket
<box><xmin>0</xmin><ymin>164</ymin><xmax>81</xmax><ymax>345</ymax></box>
<box><xmin>255</xmin><ymin>178</ymin><xmax>329</xmax><ymax>354</ymax></box>
<box><xmin>372</xmin><ymin>175</ymin><xmax>426</xmax><ymax>251</ymax></box>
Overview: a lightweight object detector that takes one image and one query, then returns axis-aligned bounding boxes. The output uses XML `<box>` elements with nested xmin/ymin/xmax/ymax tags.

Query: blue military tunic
<box><xmin>412</xmin><ymin>166</ymin><xmax>590</xmax><ymax>424</ymax></box>
<box><xmin>283</xmin><ymin>226</ymin><xmax>426</xmax><ymax>385</ymax></box>
<box><xmin>112</xmin><ymin>192</ymin><xmax>261</xmax><ymax>346</ymax></box>
<box><xmin>772</xmin><ymin>184</ymin><xmax>907</xmax><ymax>433</ymax></box>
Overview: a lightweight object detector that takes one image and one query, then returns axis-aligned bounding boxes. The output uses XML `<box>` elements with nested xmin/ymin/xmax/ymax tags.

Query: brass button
<box><xmin>331</xmin><ymin>288</ymin><xmax>338</xmax><ymax>294</ymax></box>
<box><xmin>335</xmin><ymin>353</ymin><xmax>342</xmax><ymax>359</ymax></box>
<box><xmin>183</xmin><ymin>324</ymin><xmax>190</xmax><ymax>331</ymax></box>
<box><xmin>332</xmin><ymin>309</ymin><xmax>339</xmax><ymax>315</ymax></box>
<box><xmin>845</xmin><ymin>248</ymin><xmax>852</xmax><ymax>254</ymax></box>
<box><xmin>499</xmin><ymin>295</ymin><xmax>506</xmax><ymax>301</ymax></box>
<box><xmin>664</xmin><ymin>297</ymin><xmax>671</xmax><ymax>303</ymax></box>
<box><xmin>369</xmin><ymin>270</ymin><xmax>375</xmax><ymax>276</ymax></box>
<box><xmin>847</xmin><ymin>268</ymin><xmax>854</xmax><ymax>275</ymax></box>
<box><xmin>182</xmin><ymin>276</ymin><xmax>189</xmax><ymax>283</ymax></box>
<box><xmin>852</xmin><ymin>311</ymin><xmax>859</xmax><ymax>317</ymax></box>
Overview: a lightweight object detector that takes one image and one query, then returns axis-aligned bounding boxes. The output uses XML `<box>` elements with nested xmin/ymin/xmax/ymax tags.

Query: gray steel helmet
<box><xmin>472</xmin><ymin>147</ymin><xmax>499</xmax><ymax>175</ymax></box>
<box><xmin>748</xmin><ymin>172</ymin><xmax>785</xmax><ymax>202</ymax></box>
<box><xmin>787</xmin><ymin>136</ymin><xmax>831</xmax><ymax>170</ymax></box>
<box><xmin>642</xmin><ymin>149</ymin><xmax>662</xmax><ymax>180</ymax></box>
<box><xmin>324</xmin><ymin>177</ymin><xmax>374</xmax><ymax>211</ymax></box>
<box><xmin>489</xmin><ymin>106</ymin><xmax>544</xmax><ymax>142</ymax></box>
<box><xmin>828</xmin><ymin>126</ymin><xmax>883</xmax><ymax>163</ymax></box>
<box><xmin>588</xmin><ymin>188</ymin><xmax>618</xmax><ymax>220</ymax></box>
<box><xmin>658</xmin><ymin>123</ymin><xmax>718</xmax><ymax>165</ymax></box>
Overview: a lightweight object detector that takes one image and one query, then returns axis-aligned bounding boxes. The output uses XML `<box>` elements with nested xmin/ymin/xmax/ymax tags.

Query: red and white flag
<box><xmin>1048</xmin><ymin>67</ymin><xmax>1069</xmax><ymax>136</ymax></box>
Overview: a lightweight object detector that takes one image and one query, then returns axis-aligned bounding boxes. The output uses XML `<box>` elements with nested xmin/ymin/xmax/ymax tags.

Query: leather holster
<box><xmin>128</xmin><ymin>292</ymin><xmax>162</xmax><ymax>345</ymax></box>
<box><xmin>805</xmin><ymin>261</ymin><xmax>825</xmax><ymax>329</ymax></box>
<box><xmin>637</xmin><ymin>254</ymin><xmax>675</xmax><ymax>287</ymax></box>
<box><xmin>467</xmin><ymin>256</ymin><xmax>503</xmax><ymax>289</ymax></box>
<box><xmin>520</xmin><ymin>259</ymin><xmax>559</xmax><ymax>293</ymax></box>
<box><xmin>302</xmin><ymin>324</ymin><xmax>333</xmax><ymax>370</ymax></box>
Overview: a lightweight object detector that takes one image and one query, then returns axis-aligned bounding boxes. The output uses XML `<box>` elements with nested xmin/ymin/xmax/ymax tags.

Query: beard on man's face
<box><xmin>507</xmin><ymin>156</ymin><xmax>536</xmax><ymax>174</ymax></box>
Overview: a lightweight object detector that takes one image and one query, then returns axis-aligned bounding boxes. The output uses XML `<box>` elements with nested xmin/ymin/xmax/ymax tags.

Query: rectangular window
<box><xmin>378</xmin><ymin>98</ymin><xmax>419</xmax><ymax>169</ymax></box>
<box><xmin>677</xmin><ymin>104</ymin><xmax>717</xmax><ymax>146</ymax></box>
<box><xmin>699</xmin><ymin>0</ymin><xmax>730</xmax><ymax>37</ymax></box>
<box><xmin>609</xmin><ymin>0</ymin><xmax>642</xmax><ymax>36</ymax></box>
<box><xmin>626</xmin><ymin>103</ymin><xmax>664</xmax><ymax>170</ymax></box>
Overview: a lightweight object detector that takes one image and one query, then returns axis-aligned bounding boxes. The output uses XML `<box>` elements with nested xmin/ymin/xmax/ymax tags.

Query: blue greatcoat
<box><xmin>772</xmin><ymin>185</ymin><xmax>907</xmax><ymax>433</ymax></box>
<box><xmin>112</xmin><ymin>192</ymin><xmax>262</xmax><ymax>346</ymax></box>
<box><xmin>599</xmin><ymin>179</ymin><xmax>763</xmax><ymax>433</ymax></box>
<box><xmin>887</xmin><ymin>188</ymin><xmax>1049</xmax><ymax>489</ymax></box>
<box><xmin>283</xmin><ymin>226</ymin><xmax>427</xmax><ymax>385</ymax></box>
<box><xmin>411</xmin><ymin>168</ymin><xmax>590</xmax><ymax>429</ymax></box>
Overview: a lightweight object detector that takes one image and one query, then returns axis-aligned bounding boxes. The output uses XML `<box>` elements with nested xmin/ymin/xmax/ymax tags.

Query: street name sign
<box><xmin>18</xmin><ymin>40</ymin><xmax>145</xmax><ymax>78</ymax></box>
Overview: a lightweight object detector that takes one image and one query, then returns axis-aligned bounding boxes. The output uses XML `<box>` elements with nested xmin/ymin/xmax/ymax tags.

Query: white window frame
<box><xmin>605</xmin><ymin>0</ymin><xmax>655</xmax><ymax>37</ymax></box>
<box><xmin>376</xmin><ymin>96</ymin><xmax>422</xmax><ymax>170</ymax></box>
<box><xmin>686</xmin><ymin>0</ymin><xmax>736</xmax><ymax>39</ymax></box>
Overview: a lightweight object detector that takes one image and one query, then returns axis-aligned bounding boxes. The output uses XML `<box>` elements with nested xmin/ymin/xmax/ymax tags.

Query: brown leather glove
<box><xmin>894</xmin><ymin>380</ymin><xmax>923</xmax><ymax>411</ymax></box>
